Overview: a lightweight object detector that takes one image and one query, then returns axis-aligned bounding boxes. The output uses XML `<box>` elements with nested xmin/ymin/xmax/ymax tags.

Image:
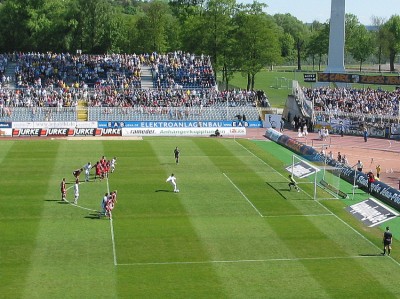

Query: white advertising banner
<box><xmin>12</xmin><ymin>121</ymin><xmax>98</xmax><ymax>129</ymax></box>
<box><xmin>122</xmin><ymin>127</ymin><xmax>246</xmax><ymax>137</ymax></box>
<box><xmin>0</xmin><ymin>128</ymin><xmax>12</xmax><ymax>137</ymax></box>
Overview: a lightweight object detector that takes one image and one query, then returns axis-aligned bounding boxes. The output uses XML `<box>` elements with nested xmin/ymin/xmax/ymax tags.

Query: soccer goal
<box><xmin>286</xmin><ymin>155</ymin><xmax>347</xmax><ymax>200</ymax></box>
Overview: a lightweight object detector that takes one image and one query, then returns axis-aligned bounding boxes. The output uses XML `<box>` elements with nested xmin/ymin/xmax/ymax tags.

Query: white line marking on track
<box><xmin>117</xmin><ymin>255</ymin><xmax>383</xmax><ymax>266</ymax></box>
<box><xmin>223</xmin><ymin>172</ymin><xmax>263</xmax><ymax>217</ymax></box>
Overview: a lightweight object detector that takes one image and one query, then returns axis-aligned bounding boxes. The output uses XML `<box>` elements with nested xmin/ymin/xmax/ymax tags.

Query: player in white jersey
<box><xmin>166</xmin><ymin>173</ymin><xmax>179</xmax><ymax>192</ymax></box>
<box><xmin>73</xmin><ymin>178</ymin><xmax>80</xmax><ymax>204</ymax></box>
<box><xmin>100</xmin><ymin>193</ymin><xmax>109</xmax><ymax>217</ymax></box>
<box><xmin>84</xmin><ymin>162</ymin><xmax>92</xmax><ymax>182</ymax></box>
<box><xmin>110</xmin><ymin>157</ymin><xmax>117</xmax><ymax>173</ymax></box>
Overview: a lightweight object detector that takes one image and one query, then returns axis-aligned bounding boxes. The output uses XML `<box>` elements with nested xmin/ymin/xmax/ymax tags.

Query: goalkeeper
<box><xmin>288</xmin><ymin>174</ymin><xmax>300</xmax><ymax>192</ymax></box>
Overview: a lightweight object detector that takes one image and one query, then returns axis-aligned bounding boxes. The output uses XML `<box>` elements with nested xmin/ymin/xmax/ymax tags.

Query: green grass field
<box><xmin>1</xmin><ymin>137</ymin><xmax>400</xmax><ymax>298</ymax></box>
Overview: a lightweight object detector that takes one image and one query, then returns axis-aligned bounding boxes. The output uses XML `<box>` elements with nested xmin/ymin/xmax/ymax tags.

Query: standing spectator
<box><xmin>376</xmin><ymin>164</ymin><xmax>381</xmax><ymax>179</ymax></box>
<box><xmin>367</xmin><ymin>171</ymin><xmax>375</xmax><ymax>194</ymax></box>
<box><xmin>382</xmin><ymin>226</ymin><xmax>393</xmax><ymax>256</ymax></box>
<box><xmin>363</xmin><ymin>127</ymin><xmax>368</xmax><ymax>142</ymax></box>
<box><xmin>328</xmin><ymin>151</ymin><xmax>333</xmax><ymax>160</ymax></box>
<box><xmin>340</xmin><ymin>121</ymin><xmax>344</xmax><ymax>137</ymax></box>
<box><xmin>342</xmin><ymin>155</ymin><xmax>349</xmax><ymax>165</ymax></box>
<box><xmin>355</xmin><ymin>160</ymin><xmax>363</xmax><ymax>172</ymax></box>
<box><xmin>337</xmin><ymin>152</ymin><xmax>342</xmax><ymax>162</ymax></box>
<box><xmin>280</xmin><ymin>118</ymin><xmax>285</xmax><ymax>132</ymax></box>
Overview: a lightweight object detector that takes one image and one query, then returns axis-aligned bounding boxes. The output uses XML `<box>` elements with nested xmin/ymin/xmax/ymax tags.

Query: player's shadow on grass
<box><xmin>57</xmin><ymin>201</ymin><xmax>69</xmax><ymax>204</ymax></box>
<box><xmin>45</xmin><ymin>199</ymin><xmax>60</xmax><ymax>202</ymax></box>
<box><xmin>85</xmin><ymin>213</ymin><xmax>101</xmax><ymax>220</ymax></box>
<box><xmin>359</xmin><ymin>253</ymin><xmax>384</xmax><ymax>257</ymax></box>
<box><xmin>155</xmin><ymin>189</ymin><xmax>173</xmax><ymax>192</ymax></box>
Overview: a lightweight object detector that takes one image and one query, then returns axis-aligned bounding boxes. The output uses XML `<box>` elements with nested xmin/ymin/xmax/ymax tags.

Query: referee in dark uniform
<box><xmin>174</xmin><ymin>147</ymin><xmax>180</xmax><ymax>164</ymax></box>
<box><xmin>383</xmin><ymin>226</ymin><xmax>393</xmax><ymax>256</ymax></box>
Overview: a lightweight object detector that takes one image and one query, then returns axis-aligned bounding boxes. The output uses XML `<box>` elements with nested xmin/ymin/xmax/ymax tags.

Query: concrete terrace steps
<box><xmin>4</xmin><ymin>61</ymin><xmax>16</xmax><ymax>88</ymax></box>
<box><xmin>77</xmin><ymin>100</ymin><xmax>88</xmax><ymax>121</ymax></box>
<box><xmin>141</xmin><ymin>65</ymin><xmax>154</xmax><ymax>89</ymax></box>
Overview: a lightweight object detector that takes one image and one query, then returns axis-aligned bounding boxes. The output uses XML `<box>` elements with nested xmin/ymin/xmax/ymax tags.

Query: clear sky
<box><xmin>253</xmin><ymin>0</ymin><xmax>400</xmax><ymax>25</ymax></box>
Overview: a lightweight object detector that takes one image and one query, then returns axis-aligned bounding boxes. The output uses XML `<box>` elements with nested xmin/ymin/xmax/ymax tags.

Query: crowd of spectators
<box><xmin>303</xmin><ymin>86</ymin><xmax>400</xmax><ymax>117</ymax></box>
<box><xmin>2</xmin><ymin>51</ymin><xmax>217</xmax><ymax>91</ymax></box>
<box><xmin>0</xmin><ymin>52</ymin><xmax>271</xmax><ymax>119</ymax></box>
<box><xmin>10</xmin><ymin>52</ymin><xmax>142</xmax><ymax>89</ymax></box>
<box><xmin>151</xmin><ymin>51</ymin><xmax>215</xmax><ymax>89</ymax></box>
<box><xmin>0</xmin><ymin>85</ymin><xmax>261</xmax><ymax>110</ymax></box>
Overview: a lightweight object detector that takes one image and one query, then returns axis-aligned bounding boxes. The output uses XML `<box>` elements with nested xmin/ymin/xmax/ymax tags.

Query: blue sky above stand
<box><xmin>239</xmin><ymin>0</ymin><xmax>400</xmax><ymax>25</ymax></box>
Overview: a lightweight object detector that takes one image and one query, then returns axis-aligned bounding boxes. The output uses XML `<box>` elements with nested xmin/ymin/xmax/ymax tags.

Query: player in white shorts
<box><xmin>73</xmin><ymin>178</ymin><xmax>80</xmax><ymax>204</ymax></box>
<box><xmin>110</xmin><ymin>157</ymin><xmax>117</xmax><ymax>173</ymax></box>
<box><xmin>166</xmin><ymin>173</ymin><xmax>179</xmax><ymax>192</ymax></box>
<box><xmin>84</xmin><ymin>162</ymin><xmax>92</xmax><ymax>182</ymax></box>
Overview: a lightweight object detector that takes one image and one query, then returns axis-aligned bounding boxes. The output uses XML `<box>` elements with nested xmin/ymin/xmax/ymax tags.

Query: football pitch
<box><xmin>1</xmin><ymin>137</ymin><xmax>400</xmax><ymax>298</ymax></box>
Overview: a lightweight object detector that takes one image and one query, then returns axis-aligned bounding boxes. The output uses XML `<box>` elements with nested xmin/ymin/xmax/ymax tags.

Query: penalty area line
<box><xmin>117</xmin><ymin>255</ymin><xmax>382</xmax><ymax>266</ymax></box>
<box><xmin>223</xmin><ymin>172</ymin><xmax>263</xmax><ymax>217</ymax></box>
<box><xmin>262</xmin><ymin>213</ymin><xmax>333</xmax><ymax>218</ymax></box>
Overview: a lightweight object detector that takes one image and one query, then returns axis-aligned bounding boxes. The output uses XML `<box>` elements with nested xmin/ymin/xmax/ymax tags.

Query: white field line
<box><xmin>106</xmin><ymin>176</ymin><xmax>118</xmax><ymax>266</ymax></box>
<box><xmin>223</xmin><ymin>172</ymin><xmax>263</xmax><ymax>217</ymax></box>
<box><xmin>117</xmin><ymin>255</ymin><xmax>383</xmax><ymax>266</ymax></box>
<box><xmin>65</xmin><ymin>182</ymin><xmax>98</xmax><ymax>212</ymax></box>
<box><xmin>262</xmin><ymin>214</ymin><xmax>333</xmax><ymax>218</ymax></box>
<box><xmin>235</xmin><ymin>140</ymin><xmax>400</xmax><ymax>268</ymax></box>
<box><xmin>110</xmin><ymin>218</ymin><xmax>118</xmax><ymax>266</ymax></box>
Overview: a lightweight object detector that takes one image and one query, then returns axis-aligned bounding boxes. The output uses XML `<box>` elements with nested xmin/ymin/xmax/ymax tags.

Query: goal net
<box><xmin>286</xmin><ymin>155</ymin><xmax>347</xmax><ymax>200</ymax></box>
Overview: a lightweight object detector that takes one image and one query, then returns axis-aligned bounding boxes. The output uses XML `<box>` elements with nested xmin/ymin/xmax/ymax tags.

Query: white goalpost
<box><xmin>287</xmin><ymin>155</ymin><xmax>347</xmax><ymax>200</ymax></box>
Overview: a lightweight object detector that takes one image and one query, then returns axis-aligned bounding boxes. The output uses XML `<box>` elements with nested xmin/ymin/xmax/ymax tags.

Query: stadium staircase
<box><xmin>4</xmin><ymin>61</ymin><xmax>16</xmax><ymax>88</ymax></box>
<box><xmin>77</xmin><ymin>100</ymin><xmax>88</xmax><ymax>121</ymax></box>
<box><xmin>140</xmin><ymin>65</ymin><xmax>154</xmax><ymax>89</ymax></box>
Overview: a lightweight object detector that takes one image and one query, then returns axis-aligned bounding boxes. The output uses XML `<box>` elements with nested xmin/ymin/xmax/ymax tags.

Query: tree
<box><xmin>371</xmin><ymin>16</ymin><xmax>387</xmax><ymax>72</ymax></box>
<box><xmin>348</xmin><ymin>25</ymin><xmax>374</xmax><ymax>71</ymax></box>
<box><xmin>201</xmin><ymin>0</ymin><xmax>236</xmax><ymax>80</ymax></box>
<box><xmin>135</xmin><ymin>0</ymin><xmax>178</xmax><ymax>53</ymax></box>
<box><xmin>274</xmin><ymin>13</ymin><xmax>310</xmax><ymax>70</ymax></box>
<box><xmin>233</xmin><ymin>2</ymin><xmax>281</xmax><ymax>90</ymax></box>
<box><xmin>74</xmin><ymin>0</ymin><xmax>116</xmax><ymax>53</ymax></box>
<box><xmin>306</xmin><ymin>22</ymin><xmax>329</xmax><ymax>71</ymax></box>
<box><xmin>382</xmin><ymin>15</ymin><xmax>400</xmax><ymax>72</ymax></box>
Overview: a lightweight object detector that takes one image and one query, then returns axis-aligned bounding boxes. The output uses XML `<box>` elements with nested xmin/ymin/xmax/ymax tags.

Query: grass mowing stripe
<box><xmin>0</xmin><ymin>141</ymin><xmax>59</xmax><ymax>298</ymax></box>
<box><xmin>21</xmin><ymin>141</ymin><xmax>118</xmax><ymax>299</ymax></box>
<box><xmin>223</xmin><ymin>172</ymin><xmax>263</xmax><ymax>217</ymax></box>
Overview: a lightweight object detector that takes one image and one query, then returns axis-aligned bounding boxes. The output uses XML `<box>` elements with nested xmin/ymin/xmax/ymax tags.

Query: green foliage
<box><xmin>232</xmin><ymin>5</ymin><xmax>281</xmax><ymax>90</ymax></box>
<box><xmin>348</xmin><ymin>24</ymin><xmax>375</xmax><ymax>71</ymax></box>
<box><xmin>274</xmin><ymin>13</ymin><xmax>310</xmax><ymax>70</ymax></box>
<box><xmin>382</xmin><ymin>15</ymin><xmax>400</xmax><ymax>71</ymax></box>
